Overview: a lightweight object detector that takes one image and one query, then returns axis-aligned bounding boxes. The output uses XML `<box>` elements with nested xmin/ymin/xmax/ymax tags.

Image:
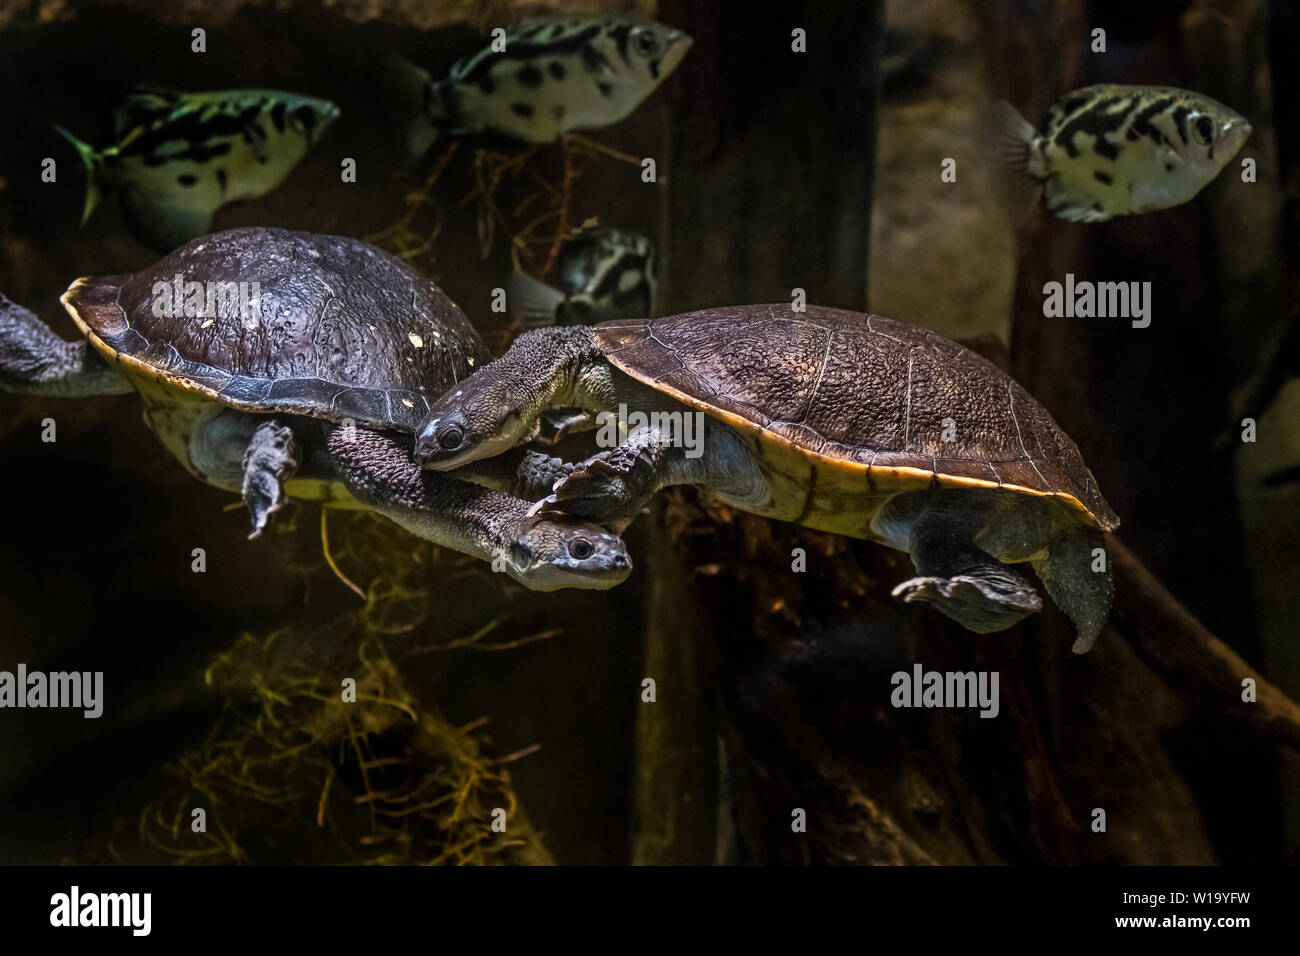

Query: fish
<box><xmin>389</xmin><ymin>15</ymin><xmax>692</xmax><ymax>155</ymax></box>
<box><xmin>992</xmin><ymin>84</ymin><xmax>1251</xmax><ymax>223</ymax></box>
<box><xmin>506</xmin><ymin>227</ymin><xmax>656</xmax><ymax>327</ymax></box>
<box><xmin>56</xmin><ymin>87</ymin><xmax>339</xmax><ymax>251</ymax></box>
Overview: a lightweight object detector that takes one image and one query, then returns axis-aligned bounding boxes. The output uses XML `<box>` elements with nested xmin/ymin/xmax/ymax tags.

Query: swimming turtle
<box><xmin>0</xmin><ymin>227</ymin><xmax>629</xmax><ymax>590</ymax></box>
<box><xmin>413</xmin><ymin>304</ymin><xmax>1120</xmax><ymax>651</ymax></box>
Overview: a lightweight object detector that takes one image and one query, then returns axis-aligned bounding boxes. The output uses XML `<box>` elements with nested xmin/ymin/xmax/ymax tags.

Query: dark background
<box><xmin>0</xmin><ymin>0</ymin><xmax>1296</xmax><ymax>865</ymax></box>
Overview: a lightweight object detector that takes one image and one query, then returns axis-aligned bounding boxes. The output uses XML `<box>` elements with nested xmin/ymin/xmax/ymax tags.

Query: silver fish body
<box><xmin>57</xmin><ymin>88</ymin><xmax>339</xmax><ymax>250</ymax></box>
<box><xmin>995</xmin><ymin>84</ymin><xmax>1251</xmax><ymax>222</ymax></box>
<box><xmin>419</xmin><ymin>16</ymin><xmax>692</xmax><ymax>146</ymax></box>
<box><xmin>507</xmin><ymin>227</ymin><xmax>656</xmax><ymax>327</ymax></box>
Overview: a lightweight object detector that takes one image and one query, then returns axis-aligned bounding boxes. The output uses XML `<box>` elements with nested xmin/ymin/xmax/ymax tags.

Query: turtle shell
<box><xmin>61</xmin><ymin>227</ymin><xmax>489</xmax><ymax>432</ymax></box>
<box><xmin>593</xmin><ymin>305</ymin><xmax>1118</xmax><ymax>531</ymax></box>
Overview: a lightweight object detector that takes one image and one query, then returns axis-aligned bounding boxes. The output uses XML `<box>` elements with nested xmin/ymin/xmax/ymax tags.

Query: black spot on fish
<box><xmin>292</xmin><ymin>105</ymin><xmax>318</xmax><ymax>136</ymax></box>
<box><xmin>553</xmin><ymin>105</ymin><xmax>565</xmax><ymax>120</ymax></box>
<box><xmin>177</xmin><ymin>173</ymin><xmax>198</xmax><ymax>187</ymax></box>
<box><xmin>1092</xmin><ymin>202</ymin><xmax>1103</xmax><ymax>212</ymax></box>
<box><xmin>580</xmin><ymin>44</ymin><xmax>604</xmax><ymax>74</ymax></box>
<box><xmin>609</xmin><ymin>23</ymin><xmax>632</xmax><ymax>62</ymax></box>
<box><xmin>1053</xmin><ymin>104</ymin><xmax>1126</xmax><ymax>160</ymax></box>
<box><xmin>1056</xmin><ymin>91</ymin><xmax>1094</xmax><ymax>119</ymax></box>
<box><xmin>597</xmin><ymin>81</ymin><xmax>612</xmax><ymax>97</ymax></box>
<box><xmin>1166</xmin><ymin>162</ymin><xmax>1175</xmax><ymax>172</ymax></box>
<box><xmin>270</xmin><ymin>102</ymin><xmax>286</xmax><ymax>133</ymax></box>
<box><xmin>121</xmin><ymin>109</ymin><xmax>246</xmax><ymax>160</ymax></box>
<box><xmin>1125</xmin><ymin>96</ymin><xmax>1176</xmax><ymax>144</ymax></box>
<box><xmin>548</xmin><ymin>61</ymin><xmax>566</xmax><ymax>80</ymax></box>
<box><xmin>1094</xmin><ymin>135</ymin><xmax>1121</xmax><ymax>161</ymax></box>
<box><xmin>1172</xmin><ymin>105</ymin><xmax>1191</xmax><ymax>144</ymax></box>
<box><xmin>217</xmin><ymin>168</ymin><xmax>228</xmax><ymax>192</ymax></box>
<box><xmin>511</xmin><ymin>102</ymin><xmax>534</xmax><ymax>118</ymax></box>
<box><xmin>1094</xmin><ymin>170</ymin><xmax>1113</xmax><ymax>185</ymax></box>
<box><xmin>457</xmin><ymin>25</ymin><xmax>602</xmax><ymax>84</ymax></box>
<box><xmin>478</xmin><ymin>74</ymin><xmax>496</xmax><ymax>95</ymax></box>
<box><xmin>649</xmin><ymin>59</ymin><xmax>661</xmax><ymax>80</ymax></box>
<box><xmin>142</xmin><ymin>139</ymin><xmax>234</xmax><ymax>166</ymax></box>
<box><xmin>517</xmin><ymin>64</ymin><xmax>544</xmax><ymax>88</ymax></box>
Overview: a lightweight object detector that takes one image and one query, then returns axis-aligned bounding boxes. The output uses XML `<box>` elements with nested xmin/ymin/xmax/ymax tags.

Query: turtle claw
<box><xmin>892</xmin><ymin>574</ymin><xmax>1043</xmax><ymax>634</ymax></box>
<box><xmin>528</xmin><ymin>494</ymin><xmax>558</xmax><ymax>517</ymax></box>
<box><xmin>545</xmin><ymin>455</ymin><xmax>635</xmax><ymax>522</ymax></box>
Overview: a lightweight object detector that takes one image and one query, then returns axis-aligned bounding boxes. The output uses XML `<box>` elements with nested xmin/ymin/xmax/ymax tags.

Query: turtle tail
<box><xmin>53</xmin><ymin>126</ymin><xmax>109</xmax><ymax>225</ymax></box>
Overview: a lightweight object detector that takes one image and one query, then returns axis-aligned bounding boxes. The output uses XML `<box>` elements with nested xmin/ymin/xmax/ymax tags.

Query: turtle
<box><xmin>0</xmin><ymin>227</ymin><xmax>630</xmax><ymax>591</ymax></box>
<box><xmin>411</xmin><ymin>304</ymin><xmax>1121</xmax><ymax>652</ymax></box>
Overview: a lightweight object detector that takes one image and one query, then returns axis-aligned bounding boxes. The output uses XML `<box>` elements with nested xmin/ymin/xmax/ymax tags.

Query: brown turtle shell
<box><xmin>593</xmin><ymin>304</ymin><xmax>1119</xmax><ymax>531</ymax></box>
<box><xmin>61</xmin><ymin>227</ymin><xmax>489</xmax><ymax>432</ymax></box>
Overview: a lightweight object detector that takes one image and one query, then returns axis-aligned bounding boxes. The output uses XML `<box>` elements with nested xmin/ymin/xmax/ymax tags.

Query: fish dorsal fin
<box><xmin>110</xmin><ymin>86</ymin><xmax>183</xmax><ymax>140</ymax></box>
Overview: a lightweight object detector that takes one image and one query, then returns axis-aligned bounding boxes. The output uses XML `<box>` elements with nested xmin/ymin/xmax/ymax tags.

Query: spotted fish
<box><xmin>391</xmin><ymin>15</ymin><xmax>692</xmax><ymax>156</ymax></box>
<box><xmin>56</xmin><ymin>88</ymin><xmax>339</xmax><ymax>251</ymax></box>
<box><xmin>993</xmin><ymin>84</ymin><xmax>1251</xmax><ymax>222</ymax></box>
<box><xmin>506</xmin><ymin>227</ymin><xmax>656</xmax><ymax>327</ymax></box>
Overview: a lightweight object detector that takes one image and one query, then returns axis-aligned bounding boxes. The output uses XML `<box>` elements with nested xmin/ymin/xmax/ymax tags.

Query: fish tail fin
<box><xmin>54</xmin><ymin>126</ymin><xmax>106</xmax><ymax>225</ymax></box>
<box><xmin>506</xmin><ymin>269</ymin><xmax>566</xmax><ymax>327</ymax></box>
<box><xmin>985</xmin><ymin>101</ymin><xmax>1044</xmax><ymax>226</ymax></box>
<box><xmin>379</xmin><ymin>52</ymin><xmax>444</xmax><ymax>165</ymax></box>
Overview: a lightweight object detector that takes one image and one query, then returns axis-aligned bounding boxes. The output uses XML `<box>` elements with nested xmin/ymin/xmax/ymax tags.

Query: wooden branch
<box><xmin>1110</xmin><ymin>538</ymin><xmax>1300</xmax><ymax>752</ymax></box>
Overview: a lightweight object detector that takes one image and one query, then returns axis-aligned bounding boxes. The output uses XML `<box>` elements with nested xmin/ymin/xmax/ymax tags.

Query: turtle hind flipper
<box><xmin>0</xmin><ymin>293</ymin><xmax>129</xmax><ymax>397</ymax></box>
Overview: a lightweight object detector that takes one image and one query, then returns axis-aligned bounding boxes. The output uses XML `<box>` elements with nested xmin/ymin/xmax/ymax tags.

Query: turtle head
<box><xmin>414</xmin><ymin>376</ymin><xmax>537</xmax><ymax>469</ymax></box>
<box><xmin>415</xmin><ymin>328</ymin><xmax>593</xmax><ymax>470</ymax></box>
<box><xmin>501</xmin><ymin>513</ymin><xmax>631</xmax><ymax>591</ymax></box>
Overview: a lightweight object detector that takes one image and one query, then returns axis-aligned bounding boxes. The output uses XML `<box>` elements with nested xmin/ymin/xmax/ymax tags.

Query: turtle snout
<box><xmin>413</xmin><ymin>417</ymin><xmax>468</xmax><ymax>467</ymax></box>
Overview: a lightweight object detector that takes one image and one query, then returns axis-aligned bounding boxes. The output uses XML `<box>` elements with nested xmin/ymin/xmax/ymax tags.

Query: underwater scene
<box><xmin>0</xmin><ymin>0</ymin><xmax>1297</xmax><ymax>891</ymax></box>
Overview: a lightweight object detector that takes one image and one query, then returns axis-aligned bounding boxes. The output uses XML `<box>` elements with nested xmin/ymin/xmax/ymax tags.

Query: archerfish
<box><xmin>56</xmin><ymin>88</ymin><xmax>339</xmax><ymax>251</ymax></box>
<box><xmin>993</xmin><ymin>84</ymin><xmax>1251</xmax><ymax>223</ymax></box>
<box><xmin>507</xmin><ymin>227</ymin><xmax>656</xmax><ymax>327</ymax></box>
<box><xmin>389</xmin><ymin>15</ymin><xmax>692</xmax><ymax>157</ymax></box>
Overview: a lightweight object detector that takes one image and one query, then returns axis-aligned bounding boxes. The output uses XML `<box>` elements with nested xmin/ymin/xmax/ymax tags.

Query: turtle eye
<box><xmin>1192</xmin><ymin>115</ymin><xmax>1215</xmax><ymax>146</ymax></box>
<box><xmin>568</xmin><ymin>537</ymin><xmax>595</xmax><ymax>560</ymax></box>
<box><xmin>630</xmin><ymin>28</ymin><xmax>661</xmax><ymax>59</ymax></box>
<box><xmin>437</xmin><ymin>424</ymin><xmax>464</xmax><ymax>450</ymax></box>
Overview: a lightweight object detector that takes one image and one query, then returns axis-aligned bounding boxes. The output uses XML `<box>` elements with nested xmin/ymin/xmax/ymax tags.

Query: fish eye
<box><xmin>568</xmin><ymin>537</ymin><xmax>595</xmax><ymax>560</ymax></box>
<box><xmin>437</xmin><ymin>424</ymin><xmax>464</xmax><ymax>450</ymax></box>
<box><xmin>631</xmin><ymin>28</ymin><xmax>661</xmax><ymax>59</ymax></box>
<box><xmin>1192</xmin><ymin>115</ymin><xmax>1215</xmax><ymax>145</ymax></box>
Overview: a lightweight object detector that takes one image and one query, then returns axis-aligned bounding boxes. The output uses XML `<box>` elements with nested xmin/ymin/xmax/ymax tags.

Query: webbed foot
<box><xmin>892</xmin><ymin>569</ymin><xmax>1042</xmax><ymax>634</ymax></box>
<box><xmin>541</xmin><ymin>454</ymin><xmax>639</xmax><ymax>522</ymax></box>
<box><xmin>242</xmin><ymin>420</ymin><xmax>301</xmax><ymax>539</ymax></box>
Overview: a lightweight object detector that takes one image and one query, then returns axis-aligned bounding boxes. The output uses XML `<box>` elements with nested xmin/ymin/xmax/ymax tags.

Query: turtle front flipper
<box><xmin>0</xmin><ymin>293</ymin><xmax>130</xmax><ymax>397</ymax></box>
<box><xmin>541</xmin><ymin>420</ymin><xmax>766</xmax><ymax>525</ymax></box>
<box><xmin>326</xmin><ymin>424</ymin><xmax>631</xmax><ymax>591</ymax></box>
<box><xmin>543</xmin><ymin>427</ymin><xmax>671</xmax><ymax>522</ymax></box>
<box><xmin>242</xmin><ymin>419</ymin><xmax>302</xmax><ymax>539</ymax></box>
<box><xmin>888</xmin><ymin>493</ymin><xmax>1044</xmax><ymax>634</ymax></box>
<box><xmin>453</xmin><ymin>447</ymin><xmax>577</xmax><ymax>500</ymax></box>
